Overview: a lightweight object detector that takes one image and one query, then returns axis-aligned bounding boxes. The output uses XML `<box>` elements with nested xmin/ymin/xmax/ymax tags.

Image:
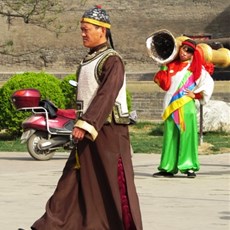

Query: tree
<box><xmin>0</xmin><ymin>0</ymin><xmax>87</xmax><ymax>35</ymax></box>
<box><xmin>0</xmin><ymin>0</ymin><xmax>87</xmax><ymax>69</ymax></box>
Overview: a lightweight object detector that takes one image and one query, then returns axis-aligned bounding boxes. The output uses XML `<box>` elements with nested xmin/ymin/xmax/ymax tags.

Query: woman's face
<box><xmin>179</xmin><ymin>45</ymin><xmax>194</xmax><ymax>62</ymax></box>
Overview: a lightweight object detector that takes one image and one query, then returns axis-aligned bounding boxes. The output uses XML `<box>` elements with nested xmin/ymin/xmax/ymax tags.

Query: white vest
<box><xmin>77</xmin><ymin>49</ymin><xmax>129</xmax><ymax>122</ymax></box>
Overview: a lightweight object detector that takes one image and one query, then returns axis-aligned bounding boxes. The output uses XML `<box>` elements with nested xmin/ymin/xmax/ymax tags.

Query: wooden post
<box><xmin>199</xmin><ymin>104</ymin><xmax>203</xmax><ymax>145</ymax></box>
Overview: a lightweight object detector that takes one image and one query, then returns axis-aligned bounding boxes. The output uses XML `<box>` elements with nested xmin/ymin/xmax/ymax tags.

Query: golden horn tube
<box><xmin>197</xmin><ymin>43</ymin><xmax>230</xmax><ymax>68</ymax></box>
<box><xmin>176</xmin><ymin>36</ymin><xmax>230</xmax><ymax>68</ymax></box>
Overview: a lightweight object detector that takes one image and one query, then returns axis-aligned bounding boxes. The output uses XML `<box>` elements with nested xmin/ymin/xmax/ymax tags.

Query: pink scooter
<box><xmin>11</xmin><ymin>81</ymin><xmax>77</xmax><ymax>160</ymax></box>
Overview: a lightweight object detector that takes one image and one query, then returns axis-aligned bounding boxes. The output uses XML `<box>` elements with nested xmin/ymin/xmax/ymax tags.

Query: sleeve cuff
<box><xmin>74</xmin><ymin>120</ymin><xmax>98</xmax><ymax>141</ymax></box>
<box><xmin>194</xmin><ymin>93</ymin><xmax>203</xmax><ymax>99</ymax></box>
<box><xmin>160</xmin><ymin>65</ymin><xmax>168</xmax><ymax>71</ymax></box>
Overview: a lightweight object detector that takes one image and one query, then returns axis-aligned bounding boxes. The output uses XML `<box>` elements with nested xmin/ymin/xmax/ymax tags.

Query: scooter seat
<box><xmin>57</xmin><ymin>109</ymin><xmax>76</xmax><ymax>120</ymax></box>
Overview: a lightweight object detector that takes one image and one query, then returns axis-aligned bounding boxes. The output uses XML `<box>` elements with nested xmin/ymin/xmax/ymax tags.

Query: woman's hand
<box><xmin>184</xmin><ymin>89</ymin><xmax>195</xmax><ymax>99</ymax></box>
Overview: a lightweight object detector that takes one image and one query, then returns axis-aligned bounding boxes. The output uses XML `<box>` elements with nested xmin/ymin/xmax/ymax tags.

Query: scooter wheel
<box><xmin>27</xmin><ymin>131</ymin><xmax>55</xmax><ymax>160</ymax></box>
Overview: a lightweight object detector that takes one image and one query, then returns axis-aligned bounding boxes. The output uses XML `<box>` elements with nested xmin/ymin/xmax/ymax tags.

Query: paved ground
<box><xmin>0</xmin><ymin>151</ymin><xmax>229</xmax><ymax>230</ymax></box>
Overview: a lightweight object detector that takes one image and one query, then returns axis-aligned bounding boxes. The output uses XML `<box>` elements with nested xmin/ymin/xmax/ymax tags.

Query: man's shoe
<box><xmin>187</xmin><ymin>170</ymin><xmax>196</xmax><ymax>178</ymax></box>
<box><xmin>152</xmin><ymin>171</ymin><xmax>174</xmax><ymax>177</ymax></box>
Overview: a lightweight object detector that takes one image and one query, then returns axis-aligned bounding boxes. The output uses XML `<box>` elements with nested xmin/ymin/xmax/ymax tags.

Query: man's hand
<box><xmin>72</xmin><ymin>127</ymin><xmax>86</xmax><ymax>142</ymax></box>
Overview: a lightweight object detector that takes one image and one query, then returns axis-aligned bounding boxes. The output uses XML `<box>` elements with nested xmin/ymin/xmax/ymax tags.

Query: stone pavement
<box><xmin>0</xmin><ymin>152</ymin><xmax>229</xmax><ymax>230</ymax></box>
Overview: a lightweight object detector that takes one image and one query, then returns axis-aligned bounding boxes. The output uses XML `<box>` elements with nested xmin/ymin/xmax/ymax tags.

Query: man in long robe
<box><xmin>153</xmin><ymin>39</ymin><xmax>214</xmax><ymax>178</ymax></box>
<box><xmin>31</xmin><ymin>6</ymin><xmax>142</xmax><ymax>230</ymax></box>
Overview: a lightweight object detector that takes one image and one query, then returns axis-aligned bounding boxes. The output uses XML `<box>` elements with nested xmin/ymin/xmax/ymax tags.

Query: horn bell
<box><xmin>146</xmin><ymin>29</ymin><xmax>187</xmax><ymax>64</ymax></box>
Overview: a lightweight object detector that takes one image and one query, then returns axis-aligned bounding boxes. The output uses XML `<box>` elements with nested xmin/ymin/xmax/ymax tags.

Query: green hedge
<box><xmin>0</xmin><ymin>72</ymin><xmax>65</xmax><ymax>135</ymax></box>
<box><xmin>0</xmin><ymin>71</ymin><xmax>133</xmax><ymax>136</ymax></box>
<box><xmin>60</xmin><ymin>73</ymin><xmax>77</xmax><ymax>109</ymax></box>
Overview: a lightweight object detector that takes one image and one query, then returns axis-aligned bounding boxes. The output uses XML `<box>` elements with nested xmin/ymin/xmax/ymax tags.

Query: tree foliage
<box><xmin>0</xmin><ymin>0</ymin><xmax>80</xmax><ymax>34</ymax></box>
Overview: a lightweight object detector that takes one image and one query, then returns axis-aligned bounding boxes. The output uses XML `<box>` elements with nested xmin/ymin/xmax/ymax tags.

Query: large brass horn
<box><xmin>146</xmin><ymin>29</ymin><xmax>181</xmax><ymax>64</ymax></box>
<box><xmin>146</xmin><ymin>29</ymin><xmax>230</xmax><ymax>67</ymax></box>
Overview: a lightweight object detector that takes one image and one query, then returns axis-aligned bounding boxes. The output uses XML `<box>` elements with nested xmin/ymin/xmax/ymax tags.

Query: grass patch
<box><xmin>0</xmin><ymin>121</ymin><xmax>229</xmax><ymax>154</ymax></box>
<box><xmin>129</xmin><ymin>121</ymin><xmax>230</xmax><ymax>154</ymax></box>
<box><xmin>0</xmin><ymin>133</ymin><xmax>27</xmax><ymax>152</ymax></box>
<box><xmin>200</xmin><ymin>131</ymin><xmax>230</xmax><ymax>154</ymax></box>
<box><xmin>203</xmin><ymin>131</ymin><xmax>230</xmax><ymax>148</ymax></box>
<box><xmin>129</xmin><ymin>121</ymin><xmax>163</xmax><ymax>153</ymax></box>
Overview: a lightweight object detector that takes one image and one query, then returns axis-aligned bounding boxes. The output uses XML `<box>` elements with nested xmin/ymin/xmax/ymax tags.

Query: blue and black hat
<box><xmin>81</xmin><ymin>5</ymin><xmax>111</xmax><ymax>29</ymax></box>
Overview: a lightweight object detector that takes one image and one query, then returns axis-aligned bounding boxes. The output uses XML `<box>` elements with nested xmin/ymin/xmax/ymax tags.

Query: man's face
<box><xmin>80</xmin><ymin>22</ymin><xmax>105</xmax><ymax>48</ymax></box>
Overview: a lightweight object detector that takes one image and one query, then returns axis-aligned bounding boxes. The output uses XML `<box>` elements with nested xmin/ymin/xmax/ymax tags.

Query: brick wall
<box><xmin>131</xmin><ymin>91</ymin><xmax>230</xmax><ymax>121</ymax></box>
<box><xmin>126</xmin><ymin>72</ymin><xmax>230</xmax><ymax>120</ymax></box>
<box><xmin>0</xmin><ymin>72</ymin><xmax>229</xmax><ymax>121</ymax></box>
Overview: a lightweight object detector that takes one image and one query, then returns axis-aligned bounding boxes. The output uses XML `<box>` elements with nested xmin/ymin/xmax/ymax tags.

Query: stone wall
<box><xmin>126</xmin><ymin>74</ymin><xmax>230</xmax><ymax>121</ymax></box>
<box><xmin>131</xmin><ymin>90</ymin><xmax>230</xmax><ymax>121</ymax></box>
<box><xmin>0</xmin><ymin>0</ymin><xmax>229</xmax><ymax>73</ymax></box>
<box><xmin>0</xmin><ymin>0</ymin><xmax>229</xmax><ymax>121</ymax></box>
<box><xmin>0</xmin><ymin>71</ymin><xmax>229</xmax><ymax>121</ymax></box>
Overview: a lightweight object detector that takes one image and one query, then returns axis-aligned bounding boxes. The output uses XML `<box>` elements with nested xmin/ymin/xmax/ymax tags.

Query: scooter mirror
<box><xmin>69</xmin><ymin>80</ymin><xmax>78</xmax><ymax>87</ymax></box>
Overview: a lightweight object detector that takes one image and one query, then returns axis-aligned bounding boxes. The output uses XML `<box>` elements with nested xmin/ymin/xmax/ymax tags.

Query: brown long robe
<box><xmin>32</xmin><ymin>44</ymin><xmax>143</xmax><ymax>230</ymax></box>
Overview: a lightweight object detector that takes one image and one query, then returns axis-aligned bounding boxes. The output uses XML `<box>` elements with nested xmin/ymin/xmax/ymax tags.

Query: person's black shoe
<box><xmin>152</xmin><ymin>171</ymin><xmax>174</xmax><ymax>177</ymax></box>
<box><xmin>187</xmin><ymin>170</ymin><xmax>196</xmax><ymax>178</ymax></box>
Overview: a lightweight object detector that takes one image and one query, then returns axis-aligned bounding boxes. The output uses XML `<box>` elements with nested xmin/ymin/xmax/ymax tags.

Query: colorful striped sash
<box><xmin>162</xmin><ymin>70</ymin><xmax>196</xmax><ymax>131</ymax></box>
